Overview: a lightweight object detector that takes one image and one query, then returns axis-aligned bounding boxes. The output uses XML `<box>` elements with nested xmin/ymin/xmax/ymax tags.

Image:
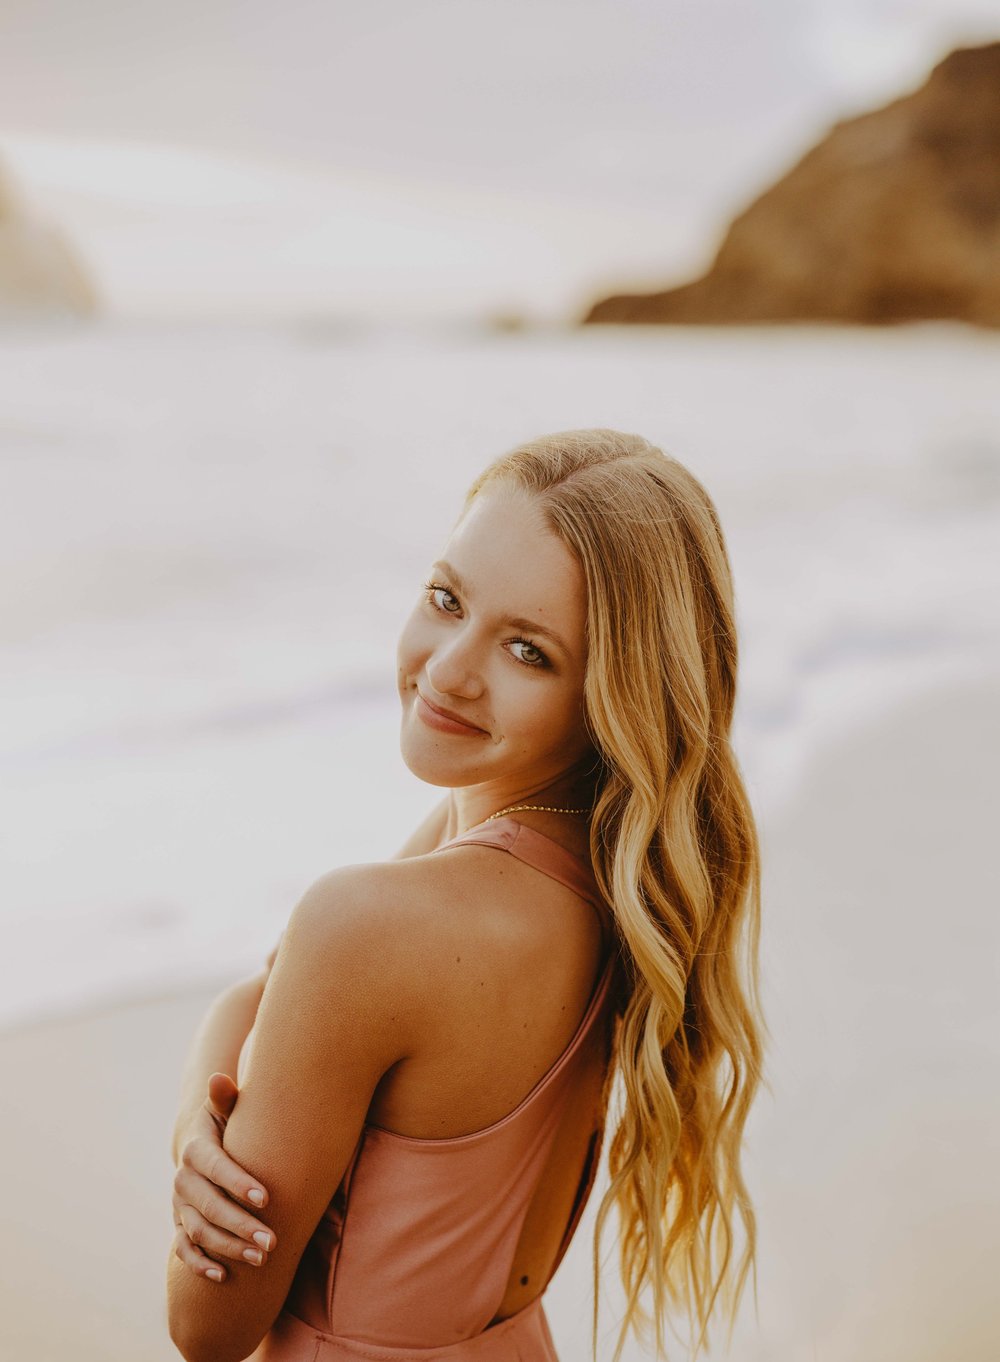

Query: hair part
<box><xmin>462</xmin><ymin>429</ymin><xmax>768</xmax><ymax>1362</ymax></box>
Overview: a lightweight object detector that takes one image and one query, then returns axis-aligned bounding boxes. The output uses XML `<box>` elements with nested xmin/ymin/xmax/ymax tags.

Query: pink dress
<box><xmin>246</xmin><ymin>815</ymin><xmax>618</xmax><ymax>1361</ymax></box>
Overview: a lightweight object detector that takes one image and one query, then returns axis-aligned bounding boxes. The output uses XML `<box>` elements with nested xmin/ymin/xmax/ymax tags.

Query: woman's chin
<box><xmin>398</xmin><ymin>730</ymin><xmax>476</xmax><ymax>789</ymax></box>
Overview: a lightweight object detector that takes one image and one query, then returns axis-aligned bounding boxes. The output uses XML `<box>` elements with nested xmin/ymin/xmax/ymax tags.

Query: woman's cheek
<box><xmin>396</xmin><ymin>608</ymin><xmax>428</xmax><ymax>675</ymax></box>
<box><xmin>504</xmin><ymin>682</ymin><xmax>555</xmax><ymax>748</ymax></box>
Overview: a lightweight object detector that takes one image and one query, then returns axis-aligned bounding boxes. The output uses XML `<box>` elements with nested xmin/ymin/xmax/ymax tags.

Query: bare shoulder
<box><xmin>397</xmin><ymin>837</ymin><xmax>606</xmax><ymax>992</ymax></box>
<box><xmin>288</xmin><ymin>849</ymin><xmax>525</xmax><ymax>973</ymax></box>
<box><xmin>276</xmin><ymin>860</ymin><xmax>448</xmax><ymax>1028</ymax></box>
<box><xmin>355</xmin><ymin>840</ymin><xmax>609</xmax><ymax>1138</ymax></box>
<box><xmin>282</xmin><ymin>842</ymin><xmax>603</xmax><ymax>1045</ymax></box>
<box><xmin>274</xmin><ymin>853</ymin><xmax>504</xmax><ymax>1014</ymax></box>
<box><xmin>289</xmin><ymin>854</ymin><xmax>472</xmax><ymax>951</ymax></box>
<box><xmin>292</xmin><ymin>844</ymin><xmax>524</xmax><ymax>941</ymax></box>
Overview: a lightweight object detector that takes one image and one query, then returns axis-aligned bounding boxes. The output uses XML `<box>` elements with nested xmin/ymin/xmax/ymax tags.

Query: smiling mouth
<box><xmin>416</xmin><ymin>691</ymin><xmax>487</xmax><ymax>734</ymax></box>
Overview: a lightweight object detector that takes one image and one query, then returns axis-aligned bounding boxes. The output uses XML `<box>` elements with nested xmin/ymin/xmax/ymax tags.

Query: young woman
<box><xmin>166</xmin><ymin>428</ymin><xmax>766</xmax><ymax>1362</ymax></box>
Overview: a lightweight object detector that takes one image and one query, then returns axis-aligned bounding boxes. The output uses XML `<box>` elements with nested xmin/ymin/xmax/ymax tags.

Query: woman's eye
<box><xmin>423</xmin><ymin>582</ymin><xmax>461</xmax><ymax>614</ymax></box>
<box><xmin>509</xmin><ymin>639</ymin><xmax>548</xmax><ymax>668</ymax></box>
<box><xmin>422</xmin><ymin>582</ymin><xmax>548</xmax><ymax>669</ymax></box>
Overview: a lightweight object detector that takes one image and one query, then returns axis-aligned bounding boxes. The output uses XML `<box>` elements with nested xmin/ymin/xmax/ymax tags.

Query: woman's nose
<box><xmin>425</xmin><ymin>633</ymin><xmax>483</xmax><ymax>698</ymax></box>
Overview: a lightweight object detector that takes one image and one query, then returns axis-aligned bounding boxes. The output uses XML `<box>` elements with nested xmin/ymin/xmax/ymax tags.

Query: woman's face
<box><xmin>396</xmin><ymin>484</ymin><xmax>593</xmax><ymax>796</ymax></box>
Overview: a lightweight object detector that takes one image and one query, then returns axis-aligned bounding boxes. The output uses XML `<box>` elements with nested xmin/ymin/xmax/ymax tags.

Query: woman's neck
<box><xmin>445</xmin><ymin>769</ymin><xmax>599</xmax><ymax>842</ymax></box>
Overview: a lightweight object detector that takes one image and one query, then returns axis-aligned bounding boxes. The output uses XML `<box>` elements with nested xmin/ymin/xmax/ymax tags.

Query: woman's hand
<box><xmin>172</xmin><ymin>1072</ymin><xmax>278</xmax><ymax>1283</ymax></box>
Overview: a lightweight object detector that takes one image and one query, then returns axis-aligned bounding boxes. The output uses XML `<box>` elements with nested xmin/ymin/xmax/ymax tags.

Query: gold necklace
<box><xmin>485</xmin><ymin>802</ymin><xmax>592</xmax><ymax>822</ymax></box>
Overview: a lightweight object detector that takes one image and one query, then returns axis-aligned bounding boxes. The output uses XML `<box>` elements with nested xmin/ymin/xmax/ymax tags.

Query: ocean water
<box><xmin>2</xmin><ymin>318</ymin><xmax>998</xmax><ymax>1028</ymax></box>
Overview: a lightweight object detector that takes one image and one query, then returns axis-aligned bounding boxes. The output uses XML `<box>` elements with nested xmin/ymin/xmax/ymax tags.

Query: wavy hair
<box><xmin>460</xmin><ymin>429</ymin><xmax>767</xmax><ymax>1361</ymax></box>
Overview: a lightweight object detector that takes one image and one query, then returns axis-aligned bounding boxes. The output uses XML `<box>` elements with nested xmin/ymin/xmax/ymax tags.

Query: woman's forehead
<box><xmin>446</xmin><ymin>491</ymin><xmax>574</xmax><ymax>585</ymax></box>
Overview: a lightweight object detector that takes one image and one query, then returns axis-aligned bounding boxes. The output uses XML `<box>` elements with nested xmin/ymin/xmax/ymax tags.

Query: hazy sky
<box><xmin>1</xmin><ymin>0</ymin><xmax>997</xmax><ymax>319</ymax></box>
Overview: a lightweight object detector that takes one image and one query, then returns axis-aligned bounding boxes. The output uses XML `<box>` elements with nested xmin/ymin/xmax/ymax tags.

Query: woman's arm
<box><xmin>171</xmin><ymin>970</ymin><xmax>267</xmax><ymax>1168</ymax></box>
<box><xmin>167</xmin><ymin>803</ymin><xmax>446</xmax><ymax>1280</ymax></box>
<box><xmin>172</xmin><ymin>792</ymin><xmax>443</xmax><ymax>1172</ymax></box>
<box><xmin>171</xmin><ymin>932</ymin><xmax>282</xmax><ymax>1163</ymax></box>
<box><xmin>167</xmin><ymin>862</ymin><xmax>426</xmax><ymax>1362</ymax></box>
<box><xmin>175</xmin><ymin>794</ymin><xmax>438</xmax><ymax>1164</ymax></box>
<box><xmin>170</xmin><ymin>940</ymin><xmax>284</xmax><ymax>1278</ymax></box>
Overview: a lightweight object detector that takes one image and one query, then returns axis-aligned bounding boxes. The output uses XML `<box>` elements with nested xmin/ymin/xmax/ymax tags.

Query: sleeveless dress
<box><xmin>246</xmin><ymin>815</ymin><xmax>619</xmax><ymax>1362</ymax></box>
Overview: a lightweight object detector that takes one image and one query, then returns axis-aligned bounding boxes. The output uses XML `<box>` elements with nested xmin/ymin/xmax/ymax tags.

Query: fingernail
<box><xmin>244</xmin><ymin>1248</ymin><xmax>263</xmax><ymax>1265</ymax></box>
<box><xmin>248</xmin><ymin>1188</ymin><xmax>265</xmax><ymax>1205</ymax></box>
<box><xmin>253</xmin><ymin>1232</ymin><xmax>271</xmax><ymax>1251</ymax></box>
<box><xmin>206</xmin><ymin>1268</ymin><xmax>224</xmax><ymax>1282</ymax></box>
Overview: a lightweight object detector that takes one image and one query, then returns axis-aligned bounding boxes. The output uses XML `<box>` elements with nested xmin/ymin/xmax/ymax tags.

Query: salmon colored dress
<box><xmin>245</xmin><ymin>815</ymin><xmax>619</xmax><ymax>1361</ymax></box>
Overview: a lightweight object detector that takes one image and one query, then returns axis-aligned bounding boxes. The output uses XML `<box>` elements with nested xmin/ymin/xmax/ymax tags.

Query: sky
<box><xmin>1</xmin><ymin>0</ymin><xmax>997</xmax><ymax>321</ymax></box>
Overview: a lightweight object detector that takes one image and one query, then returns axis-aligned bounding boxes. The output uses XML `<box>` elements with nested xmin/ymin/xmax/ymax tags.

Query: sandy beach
<box><xmin>1</xmin><ymin>673</ymin><xmax>997</xmax><ymax>1362</ymax></box>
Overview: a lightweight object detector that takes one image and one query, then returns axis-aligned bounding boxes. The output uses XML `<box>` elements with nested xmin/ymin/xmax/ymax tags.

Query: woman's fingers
<box><xmin>172</xmin><ymin>1223</ymin><xmax>228</xmax><ymax>1283</ymax></box>
<box><xmin>181</xmin><ymin>1132</ymin><xmax>270</xmax><ymax>1215</ymax></box>
<box><xmin>171</xmin><ymin>1068</ymin><xmax>274</xmax><ymax>1284</ymax></box>
<box><xmin>175</xmin><ymin>1206</ymin><xmax>270</xmax><ymax>1273</ymax></box>
<box><xmin>206</xmin><ymin>1071</ymin><xmax>239</xmax><ymax>1120</ymax></box>
<box><xmin>174</xmin><ymin>1162</ymin><xmax>277</xmax><ymax>1255</ymax></box>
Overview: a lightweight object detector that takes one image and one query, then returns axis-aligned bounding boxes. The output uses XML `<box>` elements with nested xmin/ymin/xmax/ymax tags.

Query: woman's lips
<box><xmin>416</xmin><ymin>692</ymin><xmax>488</xmax><ymax>736</ymax></box>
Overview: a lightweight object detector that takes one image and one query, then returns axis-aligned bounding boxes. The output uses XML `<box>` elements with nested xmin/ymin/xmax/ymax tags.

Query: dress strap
<box><xmin>433</xmin><ymin>816</ymin><xmax>613</xmax><ymax>952</ymax></box>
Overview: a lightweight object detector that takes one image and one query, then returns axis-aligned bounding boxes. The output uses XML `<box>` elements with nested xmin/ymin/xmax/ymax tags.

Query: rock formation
<box><xmin>0</xmin><ymin>159</ymin><xmax>97</xmax><ymax>318</ymax></box>
<box><xmin>583</xmin><ymin>42</ymin><xmax>1000</xmax><ymax>327</ymax></box>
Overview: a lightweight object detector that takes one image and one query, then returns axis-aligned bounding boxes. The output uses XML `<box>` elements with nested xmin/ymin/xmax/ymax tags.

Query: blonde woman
<box><xmin>166</xmin><ymin>428</ymin><xmax>766</xmax><ymax>1362</ymax></box>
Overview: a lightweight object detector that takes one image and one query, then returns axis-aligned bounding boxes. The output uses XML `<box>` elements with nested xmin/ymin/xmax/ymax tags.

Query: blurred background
<box><xmin>1</xmin><ymin>2</ymin><xmax>998</xmax><ymax>1359</ymax></box>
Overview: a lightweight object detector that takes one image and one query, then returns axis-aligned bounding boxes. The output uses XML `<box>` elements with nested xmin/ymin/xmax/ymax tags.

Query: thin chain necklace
<box><xmin>484</xmin><ymin>801</ymin><xmax>592</xmax><ymax>823</ymax></box>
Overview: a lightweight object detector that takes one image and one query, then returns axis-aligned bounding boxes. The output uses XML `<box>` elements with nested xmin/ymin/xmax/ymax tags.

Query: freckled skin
<box><xmin>395</xmin><ymin>485</ymin><xmax>597</xmax><ymax>830</ymax></box>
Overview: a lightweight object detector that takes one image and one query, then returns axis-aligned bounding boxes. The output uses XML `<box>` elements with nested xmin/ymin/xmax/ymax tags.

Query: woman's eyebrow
<box><xmin>432</xmin><ymin>559</ymin><xmax>570</xmax><ymax>655</ymax></box>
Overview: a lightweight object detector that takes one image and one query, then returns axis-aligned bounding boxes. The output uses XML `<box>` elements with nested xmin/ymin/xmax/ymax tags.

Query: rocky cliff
<box><xmin>583</xmin><ymin>42</ymin><xmax>1000</xmax><ymax>327</ymax></box>
<box><xmin>0</xmin><ymin>160</ymin><xmax>97</xmax><ymax>318</ymax></box>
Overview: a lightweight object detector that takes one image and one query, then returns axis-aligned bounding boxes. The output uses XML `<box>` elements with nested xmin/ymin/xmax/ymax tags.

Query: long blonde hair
<box><xmin>461</xmin><ymin>429</ymin><xmax>767</xmax><ymax>1361</ymax></box>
